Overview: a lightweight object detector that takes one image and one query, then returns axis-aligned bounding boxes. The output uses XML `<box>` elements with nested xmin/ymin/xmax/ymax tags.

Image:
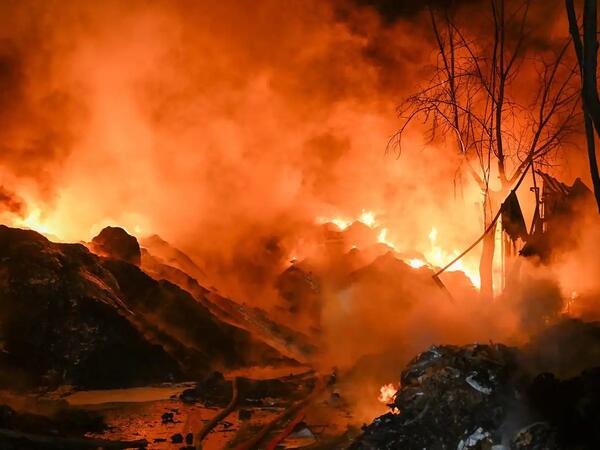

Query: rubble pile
<box><xmin>352</xmin><ymin>344</ymin><xmax>518</xmax><ymax>449</ymax></box>
<box><xmin>141</xmin><ymin>240</ymin><xmax>317</xmax><ymax>362</ymax></box>
<box><xmin>352</xmin><ymin>322</ymin><xmax>600</xmax><ymax>449</ymax></box>
<box><xmin>0</xmin><ymin>225</ymin><xmax>291</xmax><ymax>389</ymax></box>
<box><xmin>90</xmin><ymin>226</ymin><xmax>142</xmax><ymax>266</ymax></box>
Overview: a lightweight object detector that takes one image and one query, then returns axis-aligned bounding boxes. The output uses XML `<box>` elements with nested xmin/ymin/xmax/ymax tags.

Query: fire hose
<box><xmin>233</xmin><ymin>378</ymin><xmax>326</xmax><ymax>450</ymax></box>
<box><xmin>194</xmin><ymin>376</ymin><xmax>239</xmax><ymax>449</ymax></box>
<box><xmin>265</xmin><ymin>408</ymin><xmax>307</xmax><ymax>450</ymax></box>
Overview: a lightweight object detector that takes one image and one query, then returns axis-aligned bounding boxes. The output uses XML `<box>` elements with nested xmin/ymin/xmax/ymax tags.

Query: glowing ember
<box><xmin>407</xmin><ymin>258</ymin><xmax>426</xmax><ymax>269</ymax></box>
<box><xmin>563</xmin><ymin>291</ymin><xmax>579</xmax><ymax>314</ymax></box>
<box><xmin>378</xmin><ymin>383</ymin><xmax>398</xmax><ymax>404</ymax></box>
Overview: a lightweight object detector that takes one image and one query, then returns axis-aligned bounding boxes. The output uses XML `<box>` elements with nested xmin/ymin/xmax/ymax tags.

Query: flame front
<box><xmin>316</xmin><ymin>212</ymin><xmax>481</xmax><ymax>288</ymax></box>
<box><xmin>12</xmin><ymin>209</ymin><xmax>56</xmax><ymax>238</ymax></box>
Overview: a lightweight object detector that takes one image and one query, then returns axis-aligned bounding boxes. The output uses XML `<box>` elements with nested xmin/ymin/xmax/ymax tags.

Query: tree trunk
<box><xmin>583</xmin><ymin>113</ymin><xmax>600</xmax><ymax>213</ymax></box>
<box><xmin>566</xmin><ymin>0</ymin><xmax>600</xmax><ymax>213</ymax></box>
<box><xmin>479</xmin><ymin>193</ymin><xmax>497</xmax><ymax>300</ymax></box>
<box><xmin>479</xmin><ymin>221</ymin><xmax>496</xmax><ymax>300</ymax></box>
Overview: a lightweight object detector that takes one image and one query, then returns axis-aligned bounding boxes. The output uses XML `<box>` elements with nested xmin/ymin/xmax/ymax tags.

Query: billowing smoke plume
<box><xmin>0</xmin><ymin>0</ymin><xmax>597</xmax><ymax>368</ymax></box>
<box><xmin>0</xmin><ymin>0</ymin><xmax>487</xmax><ymax>300</ymax></box>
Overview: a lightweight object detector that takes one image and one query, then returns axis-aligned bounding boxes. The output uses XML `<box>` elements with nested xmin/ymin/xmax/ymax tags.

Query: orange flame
<box><xmin>12</xmin><ymin>208</ymin><xmax>57</xmax><ymax>238</ymax></box>
<box><xmin>317</xmin><ymin>209</ymin><xmax>378</xmax><ymax>231</ymax></box>
<box><xmin>378</xmin><ymin>383</ymin><xmax>398</xmax><ymax>404</ymax></box>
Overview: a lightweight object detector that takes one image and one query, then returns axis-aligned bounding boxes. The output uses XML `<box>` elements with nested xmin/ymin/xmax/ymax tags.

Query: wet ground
<box><xmin>55</xmin><ymin>368</ymin><xmax>363</xmax><ymax>449</ymax></box>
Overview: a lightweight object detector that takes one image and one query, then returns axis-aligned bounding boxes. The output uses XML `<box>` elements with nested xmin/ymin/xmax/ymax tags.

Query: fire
<box><xmin>317</xmin><ymin>209</ymin><xmax>378</xmax><ymax>231</ymax></box>
<box><xmin>329</xmin><ymin>218</ymin><xmax>352</xmax><ymax>231</ymax></box>
<box><xmin>424</xmin><ymin>226</ymin><xmax>480</xmax><ymax>288</ymax></box>
<box><xmin>358</xmin><ymin>209</ymin><xmax>377</xmax><ymax>228</ymax></box>
<box><xmin>428</xmin><ymin>227</ymin><xmax>438</xmax><ymax>243</ymax></box>
<box><xmin>377</xmin><ymin>228</ymin><xmax>396</xmax><ymax>249</ymax></box>
<box><xmin>407</xmin><ymin>258</ymin><xmax>426</xmax><ymax>269</ymax></box>
<box><xmin>12</xmin><ymin>208</ymin><xmax>56</xmax><ymax>238</ymax></box>
<box><xmin>317</xmin><ymin>212</ymin><xmax>480</xmax><ymax>287</ymax></box>
<box><xmin>563</xmin><ymin>291</ymin><xmax>579</xmax><ymax>314</ymax></box>
<box><xmin>378</xmin><ymin>383</ymin><xmax>397</xmax><ymax>404</ymax></box>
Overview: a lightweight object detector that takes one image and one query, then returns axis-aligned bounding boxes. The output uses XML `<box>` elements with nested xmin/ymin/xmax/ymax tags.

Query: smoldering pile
<box><xmin>351</xmin><ymin>320</ymin><xmax>600</xmax><ymax>450</ymax></box>
<box><xmin>0</xmin><ymin>224</ymin><xmax>305</xmax><ymax>391</ymax></box>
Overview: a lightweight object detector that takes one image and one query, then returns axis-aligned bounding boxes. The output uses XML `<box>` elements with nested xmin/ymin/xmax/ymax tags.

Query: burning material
<box><xmin>11</xmin><ymin>208</ymin><xmax>54</xmax><ymax>237</ymax></box>
<box><xmin>317</xmin><ymin>210</ymin><xmax>378</xmax><ymax>232</ymax></box>
<box><xmin>377</xmin><ymin>383</ymin><xmax>397</xmax><ymax>404</ymax></box>
<box><xmin>424</xmin><ymin>226</ymin><xmax>480</xmax><ymax>288</ymax></box>
<box><xmin>353</xmin><ymin>322</ymin><xmax>600</xmax><ymax>449</ymax></box>
<box><xmin>407</xmin><ymin>258</ymin><xmax>426</xmax><ymax>269</ymax></box>
<box><xmin>1</xmin><ymin>0</ymin><xmax>600</xmax><ymax>449</ymax></box>
<box><xmin>376</xmin><ymin>228</ymin><xmax>395</xmax><ymax>250</ymax></box>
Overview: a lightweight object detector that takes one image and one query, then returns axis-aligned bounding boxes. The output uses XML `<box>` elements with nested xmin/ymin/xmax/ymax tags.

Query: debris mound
<box><xmin>352</xmin><ymin>344</ymin><xmax>518</xmax><ymax>450</ymax></box>
<box><xmin>352</xmin><ymin>322</ymin><xmax>600</xmax><ymax>450</ymax></box>
<box><xmin>91</xmin><ymin>226</ymin><xmax>141</xmax><ymax>266</ymax></box>
<box><xmin>0</xmin><ymin>225</ymin><xmax>291</xmax><ymax>389</ymax></box>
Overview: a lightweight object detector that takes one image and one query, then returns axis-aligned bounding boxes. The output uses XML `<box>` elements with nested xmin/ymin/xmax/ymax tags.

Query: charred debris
<box><xmin>353</xmin><ymin>322</ymin><xmax>600</xmax><ymax>450</ymax></box>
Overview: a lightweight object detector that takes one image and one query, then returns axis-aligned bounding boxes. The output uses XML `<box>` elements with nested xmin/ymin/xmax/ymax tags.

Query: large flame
<box><xmin>316</xmin><ymin>211</ymin><xmax>481</xmax><ymax>288</ymax></box>
<box><xmin>424</xmin><ymin>226</ymin><xmax>481</xmax><ymax>288</ymax></box>
<box><xmin>11</xmin><ymin>208</ymin><xmax>59</xmax><ymax>239</ymax></box>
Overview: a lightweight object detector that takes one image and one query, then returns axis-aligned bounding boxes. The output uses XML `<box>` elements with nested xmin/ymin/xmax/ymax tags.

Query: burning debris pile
<box><xmin>352</xmin><ymin>320</ymin><xmax>600</xmax><ymax>450</ymax></box>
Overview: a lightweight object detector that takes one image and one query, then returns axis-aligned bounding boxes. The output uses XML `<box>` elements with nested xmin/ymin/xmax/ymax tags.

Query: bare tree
<box><xmin>394</xmin><ymin>0</ymin><xmax>579</xmax><ymax>299</ymax></box>
<box><xmin>566</xmin><ymin>0</ymin><xmax>600</xmax><ymax>212</ymax></box>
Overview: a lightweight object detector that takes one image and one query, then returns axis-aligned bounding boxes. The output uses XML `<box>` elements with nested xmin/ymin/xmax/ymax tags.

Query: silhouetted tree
<box><xmin>395</xmin><ymin>0</ymin><xmax>579</xmax><ymax>299</ymax></box>
<box><xmin>566</xmin><ymin>0</ymin><xmax>600</xmax><ymax>213</ymax></box>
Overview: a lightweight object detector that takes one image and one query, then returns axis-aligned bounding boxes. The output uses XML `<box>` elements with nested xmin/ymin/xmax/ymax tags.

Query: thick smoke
<box><xmin>0</xmin><ymin>0</ymin><xmax>487</xmax><ymax>301</ymax></box>
<box><xmin>0</xmin><ymin>0</ymin><xmax>596</xmax><ymax>362</ymax></box>
<box><xmin>0</xmin><ymin>186</ymin><xmax>23</xmax><ymax>214</ymax></box>
<box><xmin>1</xmin><ymin>0</ymin><xmax>599</xmax><ymax>424</ymax></box>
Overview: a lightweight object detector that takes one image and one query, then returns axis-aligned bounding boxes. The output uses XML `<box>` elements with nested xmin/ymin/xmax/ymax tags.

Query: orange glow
<box><xmin>377</xmin><ymin>227</ymin><xmax>396</xmax><ymax>249</ymax></box>
<box><xmin>317</xmin><ymin>209</ymin><xmax>378</xmax><ymax>231</ymax></box>
<box><xmin>424</xmin><ymin>227</ymin><xmax>480</xmax><ymax>288</ymax></box>
<box><xmin>12</xmin><ymin>208</ymin><xmax>53</xmax><ymax>236</ymax></box>
<box><xmin>358</xmin><ymin>209</ymin><xmax>377</xmax><ymax>228</ymax></box>
<box><xmin>407</xmin><ymin>258</ymin><xmax>426</xmax><ymax>269</ymax></box>
<box><xmin>378</xmin><ymin>383</ymin><xmax>397</xmax><ymax>404</ymax></box>
<box><xmin>374</xmin><ymin>224</ymin><xmax>480</xmax><ymax>287</ymax></box>
<box><xmin>317</xmin><ymin>210</ymin><xmax>480</xmax><ymax>286</ymax></box>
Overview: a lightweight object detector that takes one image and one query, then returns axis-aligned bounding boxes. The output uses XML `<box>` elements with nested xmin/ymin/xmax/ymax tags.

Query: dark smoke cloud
<box><xmin>0</xmin><ymin>1</ymin><xmax>87</xmax><ymax>195</ymax></box>
<box><xmin>0</xmin><ymin>186</ymin><xmax>23</xmax><ymax>214</ymax></box>
<box><xmin>352</xmin><ymin>0</ymin><xmax>479</xmax><ymax>22</ymax></box>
